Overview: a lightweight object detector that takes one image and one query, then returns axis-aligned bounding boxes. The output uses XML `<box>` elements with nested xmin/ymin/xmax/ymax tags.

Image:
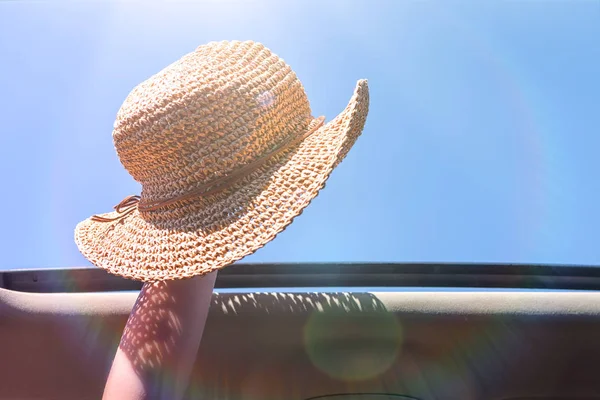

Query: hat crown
<box><xmin>112</xmin><ymin>40</ymin><xmax>312</xmax><ymax>204</ymax></box>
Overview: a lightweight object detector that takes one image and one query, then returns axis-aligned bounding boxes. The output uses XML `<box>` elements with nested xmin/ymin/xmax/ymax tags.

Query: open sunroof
<box><xmin>2</xmin><ymin>262</ymin><xmax>600</xmax><ymax>293</ymax></box>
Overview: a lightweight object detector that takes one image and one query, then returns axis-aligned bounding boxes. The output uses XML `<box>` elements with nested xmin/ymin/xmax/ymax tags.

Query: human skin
<box><xmin>102</xmin><ymin>271</ymin><xmax>217</xmax><ymax>400</ymax></box>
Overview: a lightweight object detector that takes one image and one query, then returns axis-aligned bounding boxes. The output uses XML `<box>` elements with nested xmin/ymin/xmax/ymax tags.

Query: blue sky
<box><xmin>0</xmin><ymin>0</ymin><xmax>599</xmax><ymax>270</ymax></box>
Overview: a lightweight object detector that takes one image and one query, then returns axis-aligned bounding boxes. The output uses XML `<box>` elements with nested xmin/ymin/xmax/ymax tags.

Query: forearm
<box><xmin>103</xmin><ymin>271</ymin><xmax>217</xmax><ymax>400</ymax></box>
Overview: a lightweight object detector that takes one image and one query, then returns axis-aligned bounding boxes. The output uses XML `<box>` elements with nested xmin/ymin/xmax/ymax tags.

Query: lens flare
<box><xmin>304</xmin><ymin>305</ymin><xmax>403</xmax><ymax>381</ymax></box>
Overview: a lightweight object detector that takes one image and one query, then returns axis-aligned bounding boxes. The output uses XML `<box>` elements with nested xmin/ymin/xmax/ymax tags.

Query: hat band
<box><xmin>91</xmin><ymin>116</ymin><xmax>325</xmax><ymax>222</ymax></box>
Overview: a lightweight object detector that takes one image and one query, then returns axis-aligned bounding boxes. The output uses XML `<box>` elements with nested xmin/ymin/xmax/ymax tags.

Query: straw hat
<box><xmin>74</xmin><ymin>40</ymin><xmax>369</xmax><ymax>282</ymax></box>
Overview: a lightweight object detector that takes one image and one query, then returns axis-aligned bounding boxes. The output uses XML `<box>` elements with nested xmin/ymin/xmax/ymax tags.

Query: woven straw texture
<box><xmin>75</xmin><ymin>40</ymin><xmax>369</xmax><ymax>281</ymax></box>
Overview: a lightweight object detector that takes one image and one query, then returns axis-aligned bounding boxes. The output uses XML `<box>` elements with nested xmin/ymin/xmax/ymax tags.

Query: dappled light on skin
<box><xmin>118</xmin><ymin>281</ymin><xmax>184</xmax><ymax>396</ymax></box>
<box><xmin>121</xmin><ymin>282</ymin><xmax>182</xmax><ymax>368</ymax></box>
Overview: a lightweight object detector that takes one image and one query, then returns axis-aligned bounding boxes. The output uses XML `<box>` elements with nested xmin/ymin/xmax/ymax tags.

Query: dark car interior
<box><xmin>2</xmin><ymin>262</ymin><xmax>600</xmax><ymax>400</ymax></box>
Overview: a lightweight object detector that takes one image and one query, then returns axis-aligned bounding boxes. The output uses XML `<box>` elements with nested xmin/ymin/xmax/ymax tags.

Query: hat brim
<box><xmin>75</xmin><ymin>80</ymin><xmax>369</xmax><ymax>281</ymax></box>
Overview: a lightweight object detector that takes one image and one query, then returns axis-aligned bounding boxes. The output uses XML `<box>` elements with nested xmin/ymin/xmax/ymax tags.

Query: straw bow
<box><xmin>91</xmin><ymin>195</ymin><xmax>141</xmax><ymax>222</ymax></box>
